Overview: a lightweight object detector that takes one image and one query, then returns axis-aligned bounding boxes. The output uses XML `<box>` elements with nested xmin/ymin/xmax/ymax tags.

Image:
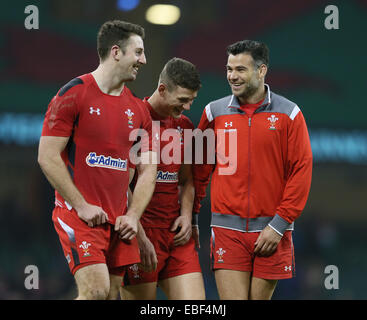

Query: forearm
<box><xmin>192</xmin><ymin>163</ymin><xmax>213</xmax><ymax>213</ymax></box>
<box><xmin>126</xmin><ymin>162</ymin><xmax>156</xmax><ymax>219</ymax></box>
<box><xmin>270</xmin><ymin>113</ymin><xmax>313</xmax><ymax>234</ymax></box>
<box><xmin>137</xmin><ymin>221</ymin><xmax>148</xmax><ymax>242</ymax></box>
<box><xmin>273</xmin><ymin>156</ymin><xmax>313</xmax><ymax>224</ymax></box>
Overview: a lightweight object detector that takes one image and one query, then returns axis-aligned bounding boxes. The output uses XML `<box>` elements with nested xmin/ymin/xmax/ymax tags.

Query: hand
<box><xmin>115</xmin><ymin>215</ymin><xmax>138</xmax><ymax>240</ymax></box>
<box><xmin>254</xmin><ymin>225</ymin><xmax>282</xmax><ymax>257</ymax></box>
<box><xmin>192</xmin><ymin>225</ymin><xmax>200</xmax><ymax>249</ymax></box>
<box><xmin>171</xmin><ymin>216</ymin><xmax>192</xmax><ymax>246</ymax></box>
<box><xmin>137</xmin><ymin>235</ymin><xmax>158</xmax><ymax>272</ymax></box>
<box><xmin>76</xmin><ymin>203</ymin><xmax>109</xmax><ymax>227</ymax></box>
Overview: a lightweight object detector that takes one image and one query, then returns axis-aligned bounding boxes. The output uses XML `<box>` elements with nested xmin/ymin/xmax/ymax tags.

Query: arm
<box><xmin>270</xmin><ymin>110</ymin><xmax>313</xmax><ymax>231</ymax></box>
<box><xmin>255</xmin><ymin>109</ymin><xmax>313</xmax><ymax>256</ymax></box>
<box><xmin>115</xmin><ymin>151</ymin><xmax>157</xmax><ymax>240</ymax></box>
<box><xmin>192</xmin><ymin>106</ymin><xmax>215</xmax><ymax>215</ymax></box>
<box><xmin>171</xmin><ymin>164</ymin><xmax>195</xmax><ymax>247</ymax></box>
<box><xmin>127</xmin><ymin>166</ymin><xmax>158</xmax><ymax>271</ymax></box>
<box><xmin>38</xmin><ymin>136</ymin><xmax>108</xmax><ymax>227</ymax></box>
<box><xmin>136</xmin><ymin>221</ymin><xmax>158</xmax><ymax>272</ymax></box>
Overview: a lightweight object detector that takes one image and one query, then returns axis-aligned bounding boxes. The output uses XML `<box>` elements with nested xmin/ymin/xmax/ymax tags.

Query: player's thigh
<box><xmin>159</xmin><ymin>272</ymin><xmax>205</xmax><ymax>300</ymax></box>
<box><xmin>249</xmin><ymin>277</ymin><xmax>278</xmax><ymax>300</ymax></box>
<box><xmin>214</xmin><ymin>269</ymin><xmax>251</xmax><ymax>300</ymax></box>
<box><xmin>74</xmin><ymin>263</ymin><xmax>110</xmax><ymax>300</ymax></box>
<box><xmin>120</xmin><ymin>282</ymin><xmax>158</xmax><ymax>300</ymax></box>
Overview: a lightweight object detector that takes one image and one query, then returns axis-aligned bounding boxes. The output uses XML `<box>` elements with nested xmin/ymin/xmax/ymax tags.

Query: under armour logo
<box><xmin>225</xmin><ymin>121</ymin><xmax>233</xmax><ymax>128</ymax></box>
<box><xmin>284</xmin><ymin>265</ymin><xmax>292</xmax><ymax>272</ymax></box>
<box><xmin>90</xmin><ymin>107</ymin><xmax>101</xmax><ymax>115</ymax></box>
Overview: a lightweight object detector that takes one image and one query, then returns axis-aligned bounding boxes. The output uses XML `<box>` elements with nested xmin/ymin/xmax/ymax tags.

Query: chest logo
<box><xmin>90</xmin><ymin>107</ymin><xmax>100</xmax><ymax>115</ymax></box>
<box><xmin>156</xmin><ymin>170</ymin><xmax>179</xmax><ymax>183</ymax></box>
<box><xmin>125</xmin><ymin>109</ymin><xmax>135</xmax><ymax>128</ymax></box>
<box><xmin>267</xmin><ymin>114</ymin><xmax>279</xmax><ymax>130</ymax></box>
<box><xmin>225</xmin><ymin>121</ymin><xmax>233</xmax><ymax>128</ymax></box>
<box><xmin>86</xmin><ymin>152</ymin><xmax>127</xmax><ymax>171</ymax></box>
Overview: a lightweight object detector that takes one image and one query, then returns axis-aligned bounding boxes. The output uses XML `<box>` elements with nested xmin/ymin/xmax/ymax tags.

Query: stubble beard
<box><xmin>236</xmin><ymin>81</ymin><xmax>259</xmax><ymax>102</ymax></box>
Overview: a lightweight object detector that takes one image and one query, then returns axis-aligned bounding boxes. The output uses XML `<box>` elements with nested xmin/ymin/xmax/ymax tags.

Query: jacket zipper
<box><xmin>246</xmin><ymin>116</ymin><xmax>251</xmax><ymax>232</ymax></box>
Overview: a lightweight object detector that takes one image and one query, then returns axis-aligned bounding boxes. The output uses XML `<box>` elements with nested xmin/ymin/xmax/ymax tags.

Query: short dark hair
<box><xmin>97</xmin><ymin>20</ymin><xmax>145</xmax><ymax>61</ymax></box>
<box><xmin>227</xmin><ymin>40</ymin><xmax>269</xmax><ymax>68</ymax></box>
<box><xmin>159</xmin><ymin>58</ymin><xmax>201</xmax><ymax>92</ymax></box>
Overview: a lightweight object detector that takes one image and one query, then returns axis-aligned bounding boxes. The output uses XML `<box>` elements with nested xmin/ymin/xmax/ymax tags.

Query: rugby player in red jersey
<box><xmin>120</xmin><ymin>58</ymin><xmax>205</xmax><ymax>300</ymax></box>
<box><xmin>193</xmin><ymin>40</ymin><xmax>312</xmax><ymax>299</ymax></box>
<box><xmin>38</xmin><ymin>20</ymin><xmax>157</xmax><ymax>300</ymax></box>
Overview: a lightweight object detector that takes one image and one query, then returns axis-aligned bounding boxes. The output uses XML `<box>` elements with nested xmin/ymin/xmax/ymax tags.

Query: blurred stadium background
<box><xmin>1</xmin><ymin>0</ymin><xmax>367</xmax><ymax>299</ymax></box>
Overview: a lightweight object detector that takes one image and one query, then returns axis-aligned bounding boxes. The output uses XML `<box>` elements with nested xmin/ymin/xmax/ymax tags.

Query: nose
<box><xmin>139</xmin><ymin>53</ymin><xmax>147</xmax><ymax>65</ymax></box>
<box><xmin>182</xmin><ymin>102</ymin><xmax>191</xmax><ymax>111</ymax></box>
<box><xmin>228</xmin><ymin>70</ymin><xmax>238</xmax><ymax>82</ymax></box>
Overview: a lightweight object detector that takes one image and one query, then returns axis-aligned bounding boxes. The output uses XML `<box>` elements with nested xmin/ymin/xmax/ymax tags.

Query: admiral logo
<box><xmin>156</xmin><ymin>170</ymin><xmax>178</xmax><ymax>183</ymax></box>
<box><xmin>86</xmin><ymin>152</ymin><xmax>127</xmax><ymax>171</ymax></box>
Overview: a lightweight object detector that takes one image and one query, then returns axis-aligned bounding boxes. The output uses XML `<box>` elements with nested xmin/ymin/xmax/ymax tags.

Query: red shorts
<box><xmin>52</xmin><ymin>207</ymin><xmax>140</xmax><ymax>276</ymax></box>
<box><xmin>123</xmin><ymin>227</ymin><xmax>202</xmax><ymax>285</ymax></box>
<box><xmin>211</xmin><ymin>227</ymin><xmax>295</xmax><ymax>280</ymax></box>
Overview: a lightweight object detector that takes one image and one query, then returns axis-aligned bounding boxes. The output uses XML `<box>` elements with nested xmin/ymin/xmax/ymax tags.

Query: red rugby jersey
<box><xmin>41</xmin><ymin>73</ymin><xmax>153</xmax><ymax>225</ymax></box>
<box><xmin>136</xmin><ymin>98</ymin><xmax>195</xmax><ymax>228</ymax></box>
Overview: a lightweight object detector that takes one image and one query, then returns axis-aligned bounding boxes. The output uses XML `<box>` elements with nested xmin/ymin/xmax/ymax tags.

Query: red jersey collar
<box><xmin>143</xmin><ymin>97</ymin><xmax>168</xmax><ymax>121</ymax></box>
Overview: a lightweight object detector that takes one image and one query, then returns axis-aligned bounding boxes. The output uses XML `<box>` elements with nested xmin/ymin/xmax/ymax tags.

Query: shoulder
<box><xmin>124</xmin><ymin>87</ymin><xmax>145</xmax><ymax>108</ymax></box>
<box><xmin>123</xmin><ymin>86</ymin><xmax>139</xmax><ymax>101</ymax></box>
<box><xmin>57</xmin><ymin>75</ymin><xmax>87</xmax><ymax>97</ymax></box>
<box><xmin>206</xmin><ymin>95</ymin><xmax>233</xmax><ymax>111</ymax></box>
<box><xmin>203</xmin><ymin>95</ymin><xmax>233</xmax><ymax>122</ymax></box>
<box><xmin>268</xmin><ymin>91</ymin><xmax>301</xmax><ymax>120</ymax></box>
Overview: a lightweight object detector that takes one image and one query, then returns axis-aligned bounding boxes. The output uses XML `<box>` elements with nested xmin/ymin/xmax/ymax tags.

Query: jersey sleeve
<box><xmin>41</xmin><ymin>78</ymin><xmax>82</xmax><ymax>137</ymax></box>
<box><xmin>192</xmin><ymin>105</ymin><xmax>216</xmax><ymax>214</ymax></box>
<box><xmin>269</xmin><ymin>108</ymin><xmax>313</xmax><ymax>235</ymax></box>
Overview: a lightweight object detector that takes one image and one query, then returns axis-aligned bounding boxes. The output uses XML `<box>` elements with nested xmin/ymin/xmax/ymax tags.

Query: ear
<box><xmin>110</xmin><ymin>44</ymin><xmax>121</xmax><ymax>61</ymax></box>
<box><xmin>259</xmin><ymin>64</ymin><xmax>268</xmax><ymax>79</ymax></box>
<box><xmin>158</xmin><ymin>83</ymin><xmax>167</xmax><ymax>97</ymax></box>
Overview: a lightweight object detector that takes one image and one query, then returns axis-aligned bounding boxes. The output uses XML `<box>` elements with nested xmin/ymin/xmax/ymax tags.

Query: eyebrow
<box><xmin>226</xmin><ymin>65</ymin><xmax>247</xmax><ymax>69</ymax></box>
<box><xmin>178</xmin><ymin>97</ymin><xmax>190</xmax><ymax>102</ymax></box>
